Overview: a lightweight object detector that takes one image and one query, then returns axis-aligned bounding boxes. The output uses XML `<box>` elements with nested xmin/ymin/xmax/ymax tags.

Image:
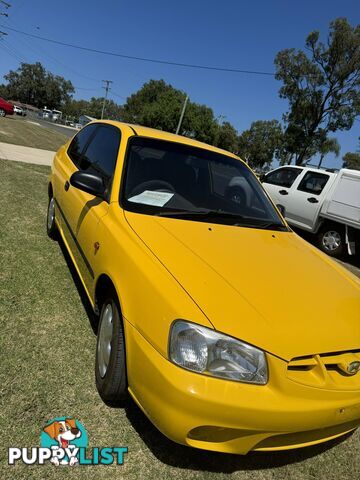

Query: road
<box><xmin>293</xmin><ymin>228</ymin><xmax>360</xmax><ymax>278</ymax></box>
<box><xmin>25</xmin><ymin>111</ymin><xmax>77</xmax><ymax>138</ymax></box>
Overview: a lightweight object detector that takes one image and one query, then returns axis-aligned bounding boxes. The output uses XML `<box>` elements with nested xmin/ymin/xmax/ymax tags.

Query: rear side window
<box><xmin>67</xmin><ymin>124</ymin><xmax>98</xmax><ymax>167</ymax></box>
<box><xmin>265</xmin><ymin>167</ymin><xmax>302</xmax><ymax>188</ymax></box>
<box><xmin>80</xmin><ymin>125</ymin><xmax>121</xmax><ymax>187</ymax></box>
<box><xmin>297</xmin><ymin>172</ymin><xmax>329</xmax><ymax>195</ymax></box>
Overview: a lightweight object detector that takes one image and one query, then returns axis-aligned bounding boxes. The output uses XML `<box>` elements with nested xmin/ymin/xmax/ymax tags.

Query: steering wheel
<box><xmin>130</xmin><ymin>180</ymin><xmax>175</xmax><ymax>197</ymax></box>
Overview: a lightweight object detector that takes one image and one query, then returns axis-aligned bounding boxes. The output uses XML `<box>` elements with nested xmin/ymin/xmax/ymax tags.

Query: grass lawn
<box><xmin>0</xmin><ymin>116</ymin><xmax>67</xmax><ymax>151</ymax></box>
<box><xmin>0</xmin><ymin>159</ymin><xmax>359</xmax><ymax>480</ymax></box>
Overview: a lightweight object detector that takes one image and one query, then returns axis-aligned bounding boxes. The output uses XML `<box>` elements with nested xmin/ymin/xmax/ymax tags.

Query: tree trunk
<box><xmin>318</xmin><ymin>154</ymin><xmax>325</xmax><ymax>168</ymax></box>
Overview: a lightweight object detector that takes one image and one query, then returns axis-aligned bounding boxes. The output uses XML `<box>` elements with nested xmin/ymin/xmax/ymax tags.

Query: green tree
<box><xmin>238</xmin><ymin>120</ymin><xmax>284</xmax><ymax>168</ymax></box>
<box><xmin>214</xmin><ymin>121</ymin><xmax>239</xmax><ymax>152</ymax></box>
<box><xmin>1</xmin><ymin>62</ymin><xmax>74</xmax><ymax>109</ymax></box>
<box><xmin>342</xmin><ymin>152</ymin><xmax>360</xmax><ymax>170</ymax></box>
<box><xmin>121</xmin><ymin>79</ymin><xmax>184</xmax><ymax>130</ymax></box>
<box><xmin>63</xmin><ymin>97</ymin><xmax>123</xmax><ymax>121</ymax></box>
<box><xmin>181</xmin><ymin>102</ymin><xmax>219</xmax><ymax>145</ymax></box>
<box><xmin>275</xmin><ymin>18</ymin><xmax>360</xmax><ymax>165</ymax></box>
<box><xmin>317</xmin><ymin>137</ymin><xmax>340</xmax><ymax>168</ymax></box>
<box><xmin>0</xmin><ymin>83</ymin><xmax>10</xmax><ymax>99</ymax></box>
<box><xmin>120</xmin><ymin>79</ymin><xmax>237</xmax><ymax>147</ymax></box>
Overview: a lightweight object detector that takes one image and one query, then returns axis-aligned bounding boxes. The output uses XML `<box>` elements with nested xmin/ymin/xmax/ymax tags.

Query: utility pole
<box><xmin>101</xmin><ymin>79</ymin><xmax>113</xmax><ymax>119</ymax></box>
<box><xmin>176</xmin><ymin>95</ymin><xmax>189</xmax><ymax>135</ymax></box>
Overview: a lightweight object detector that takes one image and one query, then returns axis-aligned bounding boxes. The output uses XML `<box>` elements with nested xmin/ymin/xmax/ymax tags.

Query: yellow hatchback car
<box><xmin>47</xmin><ymin>120</ymin><xmax>360</xmax><ymax>454</ymax></box>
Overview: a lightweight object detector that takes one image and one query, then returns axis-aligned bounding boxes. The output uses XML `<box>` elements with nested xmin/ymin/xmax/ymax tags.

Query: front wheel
<box><xmin>95</xmin><ymin>295</ymin><xmax>128</xmax><ymax>407</ymax></box>
<box><xmin>316</xmin><ymin>224</ymin><xmax>345</xmax><ymax>258</ymax></box>
<box><xmin>0</xmin><ymin>109</ymin><xmax>6</xmax><ymax>117</ymax></box>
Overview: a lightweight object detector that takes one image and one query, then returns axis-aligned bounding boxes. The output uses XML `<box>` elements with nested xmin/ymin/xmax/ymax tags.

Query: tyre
<box><xmin>0</xmin><ymin>109</ymin><xmax>6</xmax><ymax>117</ymax></box>
<box><xmin>46</xmin><ymin>195</ymin><xmax>58</xmax><ymax>239</ymax></box>
<box><xmin>316</xmin><ymin>224</ymin><xmax>345</xmax><ymax>258</ymax></box>
<box><xmin>95</xmin><ymin>294</ymin><xmax>128</xmax><ymax>406</ymax></box>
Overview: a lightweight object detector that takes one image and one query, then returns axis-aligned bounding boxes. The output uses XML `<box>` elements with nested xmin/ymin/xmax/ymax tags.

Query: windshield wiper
<box><xmin>155</xmin><ymin>209</ymin><xmax>246</xmax><ymax>220</ymax></box>
<box><xmin>252</xmin><ymin>221</ymin><xmax>288</xmax><ymax>231</ymax></box>
<box><xmin>155</xmin><ymin>209</ymin><xmax>288</xmax><ymax>230</ymax></box>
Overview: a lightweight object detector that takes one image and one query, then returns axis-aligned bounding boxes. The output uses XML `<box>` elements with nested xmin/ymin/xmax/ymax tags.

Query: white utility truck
<box><xmin>261</xmin><ymin>166</ymin><xmax>360</xmax><ymax>257</ymax></box>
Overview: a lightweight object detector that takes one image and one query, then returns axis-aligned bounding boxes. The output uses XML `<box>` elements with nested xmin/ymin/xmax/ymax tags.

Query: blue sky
<box><xmin>0</xmin><ymin>0</ymin><xmax>359</xmax><ymax>167</ymax></box>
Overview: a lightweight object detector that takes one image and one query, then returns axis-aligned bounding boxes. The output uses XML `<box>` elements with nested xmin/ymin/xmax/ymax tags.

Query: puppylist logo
<box><xmin>8</xmin><ymin>417</ymin><xmax>128</xmax><ymax>466</ymax></box>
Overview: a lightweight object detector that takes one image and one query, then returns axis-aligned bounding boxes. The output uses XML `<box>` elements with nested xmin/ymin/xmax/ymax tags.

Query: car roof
<box><xmin>297</xmin><ymin>166</ymin><xmax>337</xmax><ymax>176</ymax></box>
<box><xmin>89</xmin><ymin>120</ymin><xmax>240</xmax><ymax>160</ymax></box>
<box><xmin>274</xmin><ymin>165</ymin><xmax>337</xmax><ymax>176</ymax></box>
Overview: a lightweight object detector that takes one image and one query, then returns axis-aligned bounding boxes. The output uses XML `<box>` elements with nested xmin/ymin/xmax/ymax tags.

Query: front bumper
<box><xmin>126</xmin><ymin>321</ymin><xmax>360</xmax><ymax>454</ymax></box>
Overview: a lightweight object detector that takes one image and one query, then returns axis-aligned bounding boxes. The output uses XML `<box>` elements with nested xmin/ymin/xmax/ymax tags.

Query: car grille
<box><xmin>287</xmin><ymin>350</ymin><xmax>360</xmax><ymax>390</ymax></box>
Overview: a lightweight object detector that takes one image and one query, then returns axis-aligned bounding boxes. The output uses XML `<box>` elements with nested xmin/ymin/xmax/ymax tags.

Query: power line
<box><xmin>111</xmin><ymin>90</ymin><xmax>126</xmax><ymax>100</ymax></box>
<box><xmin>1</xmin><ymin>17</ymin><xmax>100</xmax><ymax>83</ymax></box>
<box><xmin>0</xmin><ymin>24</ymin><xmax>276</xmax><ymax>77</ymax></box>
<box><xmin>74</xmin><ymin>86</ymin><xmax>100</xmax><ymax>91</ymax></box>
<box><xmin>0</xmin><ymin>38</ymin><xmax>27</xmax><ymax>63</ymax></box>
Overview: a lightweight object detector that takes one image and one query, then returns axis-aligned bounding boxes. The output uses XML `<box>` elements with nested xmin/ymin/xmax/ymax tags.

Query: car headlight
<box><xmin>169</xmin><ymin>320</ymin><xmax>268</xmax><ymax>384</ymax></box>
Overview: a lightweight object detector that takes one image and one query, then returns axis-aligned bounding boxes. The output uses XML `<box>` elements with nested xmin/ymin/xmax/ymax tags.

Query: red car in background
<box><xmin>0</xmin><ymin>97</ymin><xmax>14</xmax><ymax>117</ymax></box>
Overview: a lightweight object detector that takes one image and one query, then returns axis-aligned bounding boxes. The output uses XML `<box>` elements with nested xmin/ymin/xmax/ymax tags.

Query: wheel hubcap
<box><xmin>98</xmin><ymin>304</ymin><xmax>113</xmax><ymax>378</ymax></box>
<box><xmin>322</xmin><ymin>231</ymin><xmax>341</xmax><ymax>251</ymax></box>
<box><xmin>0</xmin><ymin>110</ymin><xmax>5</xmax><ymax>117</ymax></box>
<box><xmin>47</xmin><ymin>197</ymin><xmax>55</xmax><ymax>230</ymax></box>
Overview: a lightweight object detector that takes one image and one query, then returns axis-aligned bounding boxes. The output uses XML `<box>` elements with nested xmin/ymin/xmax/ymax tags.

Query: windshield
<box><xmin>122</xmin><ymin>137</ymin><xmax>287</xmax><ymax>230</ymax></box>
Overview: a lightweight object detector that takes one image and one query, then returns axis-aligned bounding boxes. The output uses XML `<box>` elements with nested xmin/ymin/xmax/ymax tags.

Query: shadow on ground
<box><xmin>123</xmin><ymin>400</ymin><xmax>352</xmax><ymax>473</ymax></box>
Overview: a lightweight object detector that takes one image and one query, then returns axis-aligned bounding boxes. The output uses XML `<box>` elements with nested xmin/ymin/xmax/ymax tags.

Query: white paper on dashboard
<box><xmin>128</xmin><ymin>190</ymin><xmax>174</xmax><ymax>207</ymax></box>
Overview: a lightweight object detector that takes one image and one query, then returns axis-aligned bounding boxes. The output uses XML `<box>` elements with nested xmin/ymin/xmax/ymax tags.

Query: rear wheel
<box><xmin>46</xmin><ymin>195</ymin><xmax>58</xmax><ymax>239</ymax></box>
<box><xmin>317</xmin><ymin>224</ymin><xmax>345</xmax><ymax>258</ymax></box>
<box><xmin>0</xmin><ymin>109</ymin><xmax>6</xmax><ymax>117</ymax></box>
<box><xmin>95</xmin><ymin>294</ymin><xmax>128</xmax><ymax>407</ymax></box>
<box><xmin>226</xmin><ymin>186</ymin><xmax>247</xmax><ymax>206</ymax></box>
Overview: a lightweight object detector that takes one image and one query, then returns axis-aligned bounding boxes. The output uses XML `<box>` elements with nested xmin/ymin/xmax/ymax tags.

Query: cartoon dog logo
<box><xmin>43</xmin><ymin>418</ymin><xmax>82</xmax><ymax>466</ymax></box>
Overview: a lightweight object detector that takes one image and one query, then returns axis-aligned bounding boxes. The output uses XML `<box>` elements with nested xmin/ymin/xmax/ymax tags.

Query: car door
<box><xmin>262</xmin><ymin>167</ymin><xmax>303</xmax><ymax>211</ymax></box>
<box><xmin>58</xmin><ymin>123</ymin><xmax>121</xmax><ymax>295</ymax></box>
<box><xmin>282</xmin><ymin>170</ymin><xmax>333</xmax><ymax>230</ymax></box>
<box><xmin>54</xmin><ymin>123</ymin><xmax>98</xmax><ymax>237</ymax></box>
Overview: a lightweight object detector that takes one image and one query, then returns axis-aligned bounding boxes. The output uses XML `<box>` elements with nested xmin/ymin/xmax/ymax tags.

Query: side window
<box><xmin>297</xmin><ymin>172</ymin><xmax>329</xmax><ymax>195</ymax></box>
<box><xmin>265</xmin><ymin>168</ymin><xmax>302</xmax><ymax>188</ymax></box>
<box><xmin>67</xmin><ymin>124</ymin><xmax>98</xmax><ymax>167</ymax></box>
<box><xmin>80</xmin><ymin>125</ymin><xmax>121</xmax><ymax>187</ymax></box>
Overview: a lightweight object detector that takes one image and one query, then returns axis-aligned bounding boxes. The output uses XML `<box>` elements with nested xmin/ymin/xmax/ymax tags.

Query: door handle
<box><xmin>64</xmin><ymin>180</ymin><xmax>70</xmax><ymax>191</ymax></box>
<box><xmin>279</xmin><ymin>190</ymin><xmax>288</xmax><ymax>195</ymax></box>
<box><xmin>307</xmin><ymin>197</ymin><xmax>319</xmax><ymax>203</ymax></box>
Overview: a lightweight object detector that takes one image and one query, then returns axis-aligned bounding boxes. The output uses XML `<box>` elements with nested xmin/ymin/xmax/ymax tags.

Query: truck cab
<box><xmin>262</xmin><ymin>166</ymin><xmax>360</xmax><ymax>257</ymax></box>
<box><xmin>262</xmin><ymin>166</ymin><xmax>336</xmax><ymax>232</ymax></box>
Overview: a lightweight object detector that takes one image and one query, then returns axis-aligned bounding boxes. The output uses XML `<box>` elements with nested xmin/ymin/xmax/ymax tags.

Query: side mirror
<box><xmin>70</xmin><ymin>171</ymin><xmax>106</xmax><ymax>199</ymax></box>
<box><xmin>276</xmin><ymin>204</ymin><xmax>286</xmax><ymax>217</ymax></box>
<box><xmin>259</xmin><ymin>173</ymin><xmax>266</xmax><ymax>182</ymax></box>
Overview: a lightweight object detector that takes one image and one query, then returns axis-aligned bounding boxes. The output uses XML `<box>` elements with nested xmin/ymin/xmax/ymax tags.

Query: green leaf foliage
<box><xmin>275</xmin><ymin>18</ymin><xmax>360</xmax><ymax>165</ymax></box>
<box><xmin>1</xmin><ymin>62</ymin><xmax>75</xmax><ymax>109</ymax></box>
<box><xmin>342</xmin><ymin>151</ymin><xmax>360</xmax><ymax>170</ymax></box>
<box><xmin>238</xmin><ymin>120</ymin><xmax>284</xmax><ymax>168</ymax></box>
